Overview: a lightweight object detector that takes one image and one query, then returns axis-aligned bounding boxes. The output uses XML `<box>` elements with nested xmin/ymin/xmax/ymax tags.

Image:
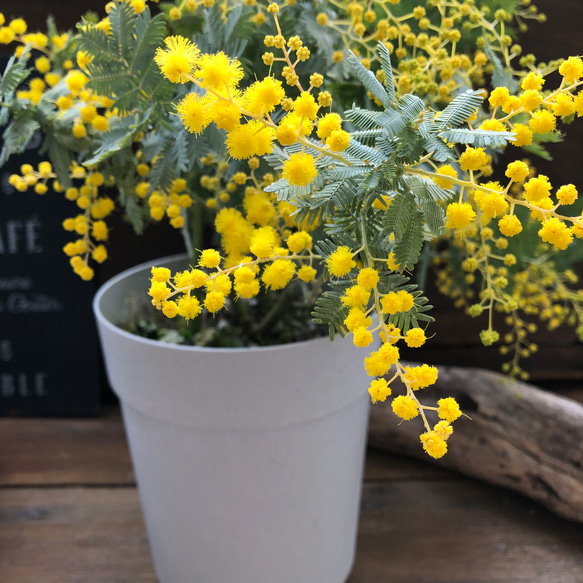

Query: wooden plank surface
<box><xmin>2</xmin><ymin>407</ymin><xmax>583</xmax><ymax>582</ymax></box>
<box><xmin>0</xmin><ymin>408</ymin><xmax>134</xmax><ymax>486</ymax></box>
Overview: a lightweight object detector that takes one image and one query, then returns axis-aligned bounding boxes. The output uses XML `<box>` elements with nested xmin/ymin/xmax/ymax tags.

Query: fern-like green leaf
<box><xmin>77</xmin><ymin>24</ymin><xmax>118</xmax><ymax>63</ymax></box>
<box><xmin>43</xmin><ymin>133</ymin><xmax>72</xmax><ymax>189</ymax></box>
<box><xmin>418</xmin><ymin>122</ymin><xmax>453</xmax><ymax>162</ymax></box>
<box><xmin>439</xmin><ymin>127</ymin><xmax>516</xmax><ymax>148</ymax></box>
<box><xmin>399</xmin><ymin>94</ymin><xmax>425</xmax><ymax>121</ymax></box>
<box><xmin>345</xmin><ymin>107</ymin><xmax>383</xmax><ymax>132</ymax></box>
<box><xmin>376</xmin><ymin>41</ymin><xmax>396</xmax><ymax>104</ymax></box>
<box><xmin>347</xmin><ymin>50</ymin><xmax>391</xmax><ymax>109</ymax></box>
<box><xmin>435</xmin><ymin>90</ymin><xmax>484</xmax><ymax>129</ymax></box>
<box><xmin>0</xmin><ymin>115</ymin><xmax>39</xmax><ymax>167</ymax></box>
<box><xmin>383</xmin><ymin>190</ymin><xmax>417</xmax><ymax>241</ymax></box>
<box><xmin>377</xmin><ymin>109</ymin><xmax>406</xmax><ymax>139</ymax></box>
<box><xmin>0</xmin><ymin>49</ymin><xmax>31</xmax><ymax>97</ymax></box>
<box><xmin>418</xmin><ymin>198</ymin><xmax>446</xmax><ymax>237</ymax></box>
<box><xmin>393</xmin><ymin>211</ymin><xmax>424</xmax><ymax>270</ymax></box>
<box><xmin>131</xmin><ymin>10</ymin><xmax>167</xmax><ymax>77</ymax></box>
<box><xmin>108</xmin><ymin>0</ymin><xmax>137</xmax><ymax>62</ymax></box>
<box><xmin>404</xmin><ymin>175</ymin><xmax>453</xmax><ymax>202</ymax></box>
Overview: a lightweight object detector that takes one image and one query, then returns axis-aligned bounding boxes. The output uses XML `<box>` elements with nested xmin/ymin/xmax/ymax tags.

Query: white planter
<box><xmin>93</xmin><ymin>254</ymin><xmax>373</xmax><ymax>583</ymax></box>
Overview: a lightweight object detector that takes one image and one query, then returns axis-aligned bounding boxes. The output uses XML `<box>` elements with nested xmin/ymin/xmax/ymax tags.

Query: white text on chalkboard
<box><xmin>1</xmin><ymin>372</ymin><xmax>49</xmax><ymax>398</ymax></box>
<box><xmin>0</xmin><ymin>217</ymin><xmax>43</xmax><ymax>254</ymax></box>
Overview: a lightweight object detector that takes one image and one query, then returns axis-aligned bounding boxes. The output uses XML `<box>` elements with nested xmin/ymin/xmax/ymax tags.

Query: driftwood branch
<box><xmin>368</xmin><ymin>364</ymin><xmax>583</xmax><ymax>523</ymax></box>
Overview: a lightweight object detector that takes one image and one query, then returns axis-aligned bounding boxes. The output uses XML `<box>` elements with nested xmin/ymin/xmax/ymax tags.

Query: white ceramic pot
<box><xmin>93</xmin><ymin>254</ymin><xmax>373</xmax><ymax>583</ymax></box>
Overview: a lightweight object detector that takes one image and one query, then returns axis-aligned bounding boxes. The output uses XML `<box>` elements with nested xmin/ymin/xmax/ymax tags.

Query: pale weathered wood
<box><xmin>0</xmin><ymin>487</ymin><xmax>156</xmax><ymax>583</ymax></box>
<box><xmin>0</xmin><ymin>406</ymin><xmax>446</xmax><ymax>486</ymax></box>
<box><xmin>2</xmin><ymin>470</ymin><xmax>583</xmax><ymax>583</ymax></box>
<box><xmin>0</xmin><ymin>407</ymin><xmax>134</xmax><ymax>486</ymax></box>
<box><xmin>368</xmin><ymin>364</ymin><xmax>583</xmax><ymax>523</ymax></box>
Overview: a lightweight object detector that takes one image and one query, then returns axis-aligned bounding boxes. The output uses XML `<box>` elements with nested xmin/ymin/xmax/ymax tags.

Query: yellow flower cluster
<box><xmin>155</xmin><ymin>5</ymin><xmax>351</xmax><ymax>187</ymax></box>
<box><xmin>314</xmin><ymin>0</ymin><xmax>544</xmax><ymax>104</ymax></box>
<box><xmin>9</xmin><ymin>163</ymin><xmax>115</xmax><ymax>280</ymax></box>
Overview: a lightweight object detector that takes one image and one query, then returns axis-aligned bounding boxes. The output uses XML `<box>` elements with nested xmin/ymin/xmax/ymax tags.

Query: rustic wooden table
<box><xmin>1</xmin><ymin>406</ymin><xmax>583</xmax><ymax>583</ymax></box>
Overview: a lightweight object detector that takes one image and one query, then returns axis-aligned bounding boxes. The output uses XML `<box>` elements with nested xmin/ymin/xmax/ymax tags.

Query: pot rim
<box><xmin>93</xmin><ymin>253</ymin><xmax>336</xmax><ymax>354</ymax></box>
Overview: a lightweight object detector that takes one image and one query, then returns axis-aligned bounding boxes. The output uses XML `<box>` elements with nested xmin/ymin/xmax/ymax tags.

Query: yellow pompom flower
<box><xmin>405</xmin><ymin>327</ymin><xmax>426</xmax><ymax>348</ymax></box>
<box><xmin>92</xmin><ymin>221</ymin><xmax>108</xmax><ymax>241</ymax></box>
<box><xmin>73</xmin><ymin>122</ymin><xmax>87</xmax><ymax>139</ymax></box>
<box><xmin>445</xmin><ymin>202</ymin><xmax>475</xmax><ymax>229</ymax></box>
<box><xmin>397</xmin><ymin>290</ymin><xmax>414</xmax><ymax>312</ymax></box>
<box><xmin>178</xmin><ymin>295</ymin><xmax>202</xmax><ymax>320</ymax></box>
<box><xmin>261</xmin><ymin>258</ymin><xmax>296</xmax><ymax>290</ymax></box>
<box><xmin>149</xmin><ymin>281</ymin><xmax>171</xmax><ymax>304</ymax></box>
<box><xmin>511</xmin><ymin>123</ymin><xmax>532</xmax><ymax>147</ymax></box>
<box><xmin>210</xmin><ymin>98</ymin><xmax>242</xmax><ymax>132</ymax></box>
<box><xmin>474</xmin><ymin>188</ymin><xmax>508</xmax><ymax>219</ymax></box>
<box><xmin>293</xmin><ymin>92</ymin><xmax>319</xmax><ymax>120</ymax></box>
<box><xmin>479</xmin><ymin>119</ymin><xmax>506</xmax><ymax>133</ymax></box>
<box><xmin>326</xmin><ymin>245</ymin><xmax>356</xmax><ymax>277</ymax></box>
<box><xmin>204</xmin><ymin>291</ymin><xmax>226</xmax><ymax>313</ymax></box>
<box><xmin>341</xmin><ymin>285</ymin><xmax>370</xmax><ymax>308</ymax></box>
<box><xmin>538</xmin><ymin>217</ymin><xmax>573</xmax><ymax>250</ymax></box>
<box><xmin>235</xmin><ymin>277</ymin><xmax>260</xmax><ymax>298</ymax></box>
<box><xmin>282</xmin><ymin>152</ymin><xmax>317</xmax><ymax>187</ymax></box>
<box><xmin>420</xmin><ymin>431</ymin><xmax>448</xmax><ymax>459</ymax></box>
<box><xmin>521</xmin><ymin>72</ymin><xmax>544</xmax><ymax>91</ymax></box>
<box><xmin>357</xmin><ymin>267</ymin><xmax>379</xmax><ymax>290</ymax></box>
<box><xmin>488</xmin><ymin>86</ymin><xmax>509</xmax><ymax>108</ymax></box>
<box><xmin>529</xmin><ymin>110</ymin><xmax>556</xmax><ymax>134</ymax></box>
<box><xmin>79</xmin><ymin>266</ymin><xmax>95</xmax><ymax>281</ymax></box>
<box><xmin>244</xmin><ymin>77</ymin><xmax>285</xmax><ymax>115</ymax></box>
<box><xmin>391</xmin><ymin>395</ymin><xmax>419</xmax><ymax>420</ymax></box>
<box><xmin>403</xmin><ymin>364</ymin><xmax>438</xmax><ymax>390</ymax></box>
<box><xmin>559</xmin><ymin>56</ymin><xmax>583</xmax><ymax>84</ymax></box>
<box><xmin>519</xmin><ymin>89</ymin><xmax>543</xmax><ymax>112</ymax></box>
<box><xmin>250</xmin><ymin>225</ymin><xmax>278</xmax><ymax>258</ymax></box>
<box><xmin>364</xmin><ymin>343</ymin><xmax>400</xmax><ymax>376</ymax></box>
<box><xmin>162</xmin><ymin>301</ymin><xmax>179</xmax><ymax>318</ymax></box>
<box><xmin>199</xmin><ymin>249</ymin><xmax>221</xmax><ymax>268</ymax></box>
<box><xmin>432</xmin><ymin>165</ymin><xmax>457</xmax><ymax>190</ymax></box>
<box><xmin>552</xmin><ymin>94</ymin><xmax>575</xmax><ymax>117</ymax></box>
<box><xmin>155</xmin><ymin>36</ymin><xmax>200</xmax><ymax>83</ymax></box>
<box><xmin>344</xmin><ymin>308</ymin><xmax>372</xmax><ymax>332</ymax></box>
<box><xmin>0</xmin><ymin>27</ymin><xmax>16</xmax><ymax>45</ymax></box>
<box><xmin>505</xmin><ymin>160</ymin><xmax>529</xmax><ymax>182</ymax></box>
<box><xmin>9</xmin><ymin>18</ymin><xmax>27</xmax><ymax>34</ymax></box>
<box><xmin>380</xmin><ymin>291</ymin><xmax>401</xmax><ymax>315</ymax></box>
<box><xmin>243</xmin><ymin>189</ymin><xmax>276</xmax><ymax>226</ymax></box>
<box><xmin>556</xmin><ymin>184</ymin><xmax>578</xmax><ymax>206</ymax></box>
<box><xmin>498</xmin><ymin>214</ymin><xmax>523</xmax><ymax>237</ymax></box>
<box><xmin>437</xmin><ymin>397</ymin><xmax>462</xmax><ymax>422</ymax></box>
<box><xmin>317</xmin><ymin>113</ymin><xmax>342</xmax><ymax>139</ymax></box>
<box><xmin>287</xmin><ymin>231</ymin><xmax>312</xmax><ymax>254</ymax></box>
<box><xmin>459</xmin><ymin>147</ymin><xmax>489</xmax><ymax>172</ymax></box>
<box><xmin>523</xmin><ymin>175</ymin><xmax>552</xmax><ymax>203</ymax></box>
<box><xmin>197</xmin><ymin>52</ymin><xmax>243</xmax><ymax>90</ymax></box>
<box><xmin>92</xmin><ymin>245</ymin><xmax>108</xmax><ymax>264</ymax></box>
<box><xmin>297</xmin><ymin>265</ymin><xmax>317</xmax><ymax>282</ymax></box>
<box><xmin>35</xmin><ymin>56</ymin><xmax>51</xmax><ymax>74</ymax></box>
<box><xmin>368</xmin><ymin>378</ymin><xmax>391</xmax><ymax>404</ymax></box>
<box><xmin>434</xmin><ymin>420</ymin><xmax>453</xmax><ymax>441</ymax></box>
<box><xmin>353</xmin><ymin>326</ymin><xmax>373</xmax><ymax>347</ymax></box>
<box><xmin>65</xmin><ymin>70</ymin><xmax>88</xmax><ymax>92</ymax></box>
<box><xmin>226</xmin><ymin>121</ymin><xmax>275</xmax><ymax>159</ymax></box>
<box><xmin>177</xmin><ymin>93</ymin><xmax>212</xmax><ymax>134</ymax></box>
<box><xmin>326</xmin><ymin>129</ymin><xmax>350</xmax><ymax>152</ymax></box>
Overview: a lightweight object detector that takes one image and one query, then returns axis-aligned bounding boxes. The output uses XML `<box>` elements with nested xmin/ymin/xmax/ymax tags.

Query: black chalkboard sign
<box><xmin>0</xmin><ymin>131</ymin><xmax>101</xmax><ymax>417</ymax></box>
